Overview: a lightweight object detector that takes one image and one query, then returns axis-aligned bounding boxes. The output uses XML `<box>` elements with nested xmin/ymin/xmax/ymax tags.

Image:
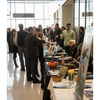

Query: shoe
<box><xmin>36</xmin><ymin>73</ymin><xmax>40</xmax><ymax>77</ymax></box>
<box><xmin>33</xmin><ymin>80</ymin><xmax>41</xmax><ymax>83</ymax></box>
<box><xmin>33</xmin><ymin>78</ymin><xmax>41</xmax><ymax>83</ymax></box>
<box><xmin>15</xmin><ymin>65</ymin><xmax>19</xmax><ymax>68</ymax></box>
<box><xmin>21</xmin><ymin>68</ymin><xmax>25</xmax><ymax>71</ymax></box>
<box><xmin>27</xmin><ymin>77</ymin><xmax>33</xmax><ymax>81</ymax></box>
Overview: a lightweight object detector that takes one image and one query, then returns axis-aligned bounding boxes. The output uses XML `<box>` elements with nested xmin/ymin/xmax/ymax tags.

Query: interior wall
<box><xmin>62</xmin><ymin>5</ymin><xmax>73</xmax><ymax>29</ymax></box>
<box><xmin>53</xmin><ymin>5</ymin><xmax>73</xmax><ymax>29</ymax></box>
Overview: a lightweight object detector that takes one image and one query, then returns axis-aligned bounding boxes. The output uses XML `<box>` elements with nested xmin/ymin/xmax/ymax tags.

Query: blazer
<box><xmin>69</xmin><ymin>45</ymin><xmax>78</xmax><ymax>58</ymax></box>
<box><xmin>77</xmin><ymin>32</ymin><xmax>84</xmax><ymax>46</ymax></box>
<box><xmin>17</xmin><ymin>30</ymin><xmax>28</xmax><ymax>47</ymax></box>
<box><xmin>24</xmin><ymin>33</ymin><xmax>45</xmax><ymax>58</ymax></box>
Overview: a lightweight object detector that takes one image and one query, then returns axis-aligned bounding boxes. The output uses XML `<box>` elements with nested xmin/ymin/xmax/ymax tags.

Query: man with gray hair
<box><xmin>17</xmin><ymin>24</ymin><xmax>28</xmax><ymax>71</ymax></box>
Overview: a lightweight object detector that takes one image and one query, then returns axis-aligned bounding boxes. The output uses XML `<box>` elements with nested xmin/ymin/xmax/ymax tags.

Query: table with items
<box><xmin>42</xmin><ymin>45</ymin><xmax>93</xmax><ymax>100</ymax></box>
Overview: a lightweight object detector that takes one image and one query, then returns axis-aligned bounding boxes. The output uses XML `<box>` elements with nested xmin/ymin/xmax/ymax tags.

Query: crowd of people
<box><xmin>7</xmin><ymin>22</ymin><xmax>93</xmax><ymax>89</ymax></box>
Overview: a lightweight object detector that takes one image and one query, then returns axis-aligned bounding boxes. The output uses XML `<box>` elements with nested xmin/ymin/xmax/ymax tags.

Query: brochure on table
<box><xmin>74</xmin><ymin>26</ymin><xmax>93</xmax><ymax>100</ymax></box>
<box><xmin>48</xmin><ymin>42</ymin><xmax>57</xmax><ymax>55</ymax></box>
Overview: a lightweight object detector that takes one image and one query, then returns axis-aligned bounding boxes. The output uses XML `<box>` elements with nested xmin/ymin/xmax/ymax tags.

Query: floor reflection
<box><xmin>7</xmin><ymin>54</ymin><xmax>43</xmax><ymax>100</ymax></box>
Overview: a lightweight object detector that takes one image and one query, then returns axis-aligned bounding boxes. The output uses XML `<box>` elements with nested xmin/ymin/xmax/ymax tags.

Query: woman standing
<box><xmin>10</xmin><ymin>29</ymin><xmax>19</xmax><ymax>68</ymax></box>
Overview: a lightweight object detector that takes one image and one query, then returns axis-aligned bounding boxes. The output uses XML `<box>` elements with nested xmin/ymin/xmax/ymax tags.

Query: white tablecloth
<box><xmin>48</xmin><ymin>77</ymin><xmax>93</xmax><ymax>100</ymax></box>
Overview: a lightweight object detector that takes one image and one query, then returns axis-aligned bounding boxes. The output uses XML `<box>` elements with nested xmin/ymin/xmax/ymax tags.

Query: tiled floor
<box><xmin>7</xmin><ymin>53</ymin><xmax>43</xmax><ymax>100</ymax></box>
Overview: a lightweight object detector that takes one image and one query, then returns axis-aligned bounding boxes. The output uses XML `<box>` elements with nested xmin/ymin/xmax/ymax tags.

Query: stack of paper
<box><xmin>59</xmin><ymin>57</ymin><xmax>71</xmax><ymax>60</ymax></box>
<box><xmin>48</xmin><ymin>70</ymin><xmax>59</xmax><ymax>75</ymax></box>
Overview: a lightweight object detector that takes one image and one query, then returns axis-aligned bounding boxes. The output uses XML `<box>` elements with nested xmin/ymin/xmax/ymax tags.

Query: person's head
<box><xmin>69</xmin><ymin>40</ymin><xmax>76</xmax><ymax>47</ymax></box>
<box><xmin>49</xmin><ymin>27</ymin><xmax>51</xmax><ymax>30</ymax></box>
<box><xmin>61</xmin><ymin>26</ymin><xmax>66</xmax><ymax>31</ymax></box>
<box><xmin>7</xmin><ymin>27</ymin><xmax>11</xmax><ymax>32</ymax></box>
<box><xmin>79</xmin><ymin>26</ymin><xmax>84</xmax><ymax>33</ymax></box>
<box><xmin>66</xmin><ymin>23</ymin><xmax>71</xmax><ymax>30</ymax></box>
<box><xmin>12</xmin><ymin>29</ymin><xmax>16</xmax><ymax>36</ymax></box>
<box><xmin>18</xmin><ymin>24</ymin><xmax>23</xmax><ymax>30</ymax></box>
<box><xmin>55</xmin><ymin>23</ymin><xmax>59</xmax><ymax>29</ymax></box>
<box><xmin>38</xmin><ymin>24</ymin><xmax>42</xmax><ymax>33</ymax></box>
<box><xmin>35</xmin><ymin>28</ymin><xmax>41</xmax><ymax>36</ymax></box>
<box><xmin>28</xmin><ymin>27</ymin><xmax>34</xmax><ymax>34</ymax></box>
<box><xmin>25</xmin><ymin>28</ymin><xmax>28</xmax><ymax>32</ymax></box>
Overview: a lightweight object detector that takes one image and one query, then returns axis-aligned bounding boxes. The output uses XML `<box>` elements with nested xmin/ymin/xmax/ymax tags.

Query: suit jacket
<box><xmin>53</xmin><ymin>27</ymin><xmax>62</xmax><ymax>44</ymax></box>
<box><xmin>69</xmin><ymin>45</ymin><xmax>78</xmax><ymax>58</ymax></box>
<box><xmin>77</xmin><ymin>32</ymin><xmax>84</xmax><ymax>46</ymax></box>
<box><xmin>7</xmin><ymin>31</ymin><xmax>12</xmax><ymax>43</ymax></box>
<box><xmin>24</xmin><ymin>33</ymin><xmax>45</xmax><ymax>58</ymax></box>
<box><xmin>17</xmin><ymin>30</ymin><xmax>28</xmax><ymax>47</ymax></box>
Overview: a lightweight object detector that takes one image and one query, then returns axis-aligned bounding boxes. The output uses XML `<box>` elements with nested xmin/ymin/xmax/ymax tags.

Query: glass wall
<box><xmin>7</xmin><ymin>1</ymin><xmax>50</xmax><ymax>31</ymax></box>
<box><xmin>73</xmin><ymin>0</ymin><xmax>93</xmax><ymax>42</ymax></box>
<box><xmin>86</xmin><ymin>0</ymin><xmax>93</xmax><ymax>26</ymax></box>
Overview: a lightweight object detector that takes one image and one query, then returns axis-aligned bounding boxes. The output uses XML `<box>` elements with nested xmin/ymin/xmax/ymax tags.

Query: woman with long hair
<box><xmin>10</xmin><ymin>29</ymin><xmax>19</xmax><ymax>68</ymax></box>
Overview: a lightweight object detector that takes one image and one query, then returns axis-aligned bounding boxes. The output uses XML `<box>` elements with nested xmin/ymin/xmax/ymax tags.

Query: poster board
<box><xmin>74</xmin><ymin>26</ymin><xmax>93</xmax><ymax>100</ymax></box>
<box><xmin>48</xmin><ymin>42</ymin><xmax>57</xmax><ymax>55</ymax></box>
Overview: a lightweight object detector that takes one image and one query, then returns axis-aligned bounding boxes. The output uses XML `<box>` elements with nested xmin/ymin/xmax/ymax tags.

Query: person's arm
<box><xmin>10</xmin><ymin>36</ymin><xmax>17</xmax><ymax>47</ymax></box>
<box><xmin>33</xmin><ymin>35</ymin><xmax>46</xmax><ymax>44</ymax></box>
<box><xmin>14</xmin><ymin>32</ymin><xmax>18</xmax><ymax>46</ymax></box>
<box><xmin>73</xmin><ymin>58</ymin><xmax>80</xmax><ymax>65</ymax></box>
<box><xmin>60</xmin><ymin>31</ymin><xmax>64</xmax><ymax>38</ymax></box>
<box><xmin>71</xmin><ymin>46</ymin><xmax>78</xmax><ymax>58</ymax></box>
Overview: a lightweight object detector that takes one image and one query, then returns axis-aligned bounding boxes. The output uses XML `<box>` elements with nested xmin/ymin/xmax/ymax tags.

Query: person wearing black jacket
<box><xmin>77</xmin><ymin>26</ymin><xmax>85</xmax><ymax>46</ymax></box>
<box><xmin>68</xmin><ymin>40</ymin><xmax>78</xmax><ymax>58</ymax></box>
<box><xmin>24</xmin><ymin>27</ymin><xmax>46</xmax><ymax>83</ymax></box>
<box><xmin>35</xmin><ymin>28</ymin><xmax>45</xmax><ymax>88</ymax></box>
<box><xmin>73</xmin><ymin>43</ymin><xmax>93</xmax><ymax>74</ymax></box>
<box><xmin>17</xmin><ymin>24</ymin><xmax>28</xmax><ymax>71</ymax></box>
<box><xmin>52</xmin><ymin>23</ymin><xmax>62</xmax><ymax>45</ymax></box>
<box><xmin>7</xmin><ymin>27</ymin><xmax>12</xmax><ymax>53</ymax></box>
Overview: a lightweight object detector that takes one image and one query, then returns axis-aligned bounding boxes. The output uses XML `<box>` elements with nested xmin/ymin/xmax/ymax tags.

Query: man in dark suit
<box><xmin>52</xmin><ymin>23</ymin><xmax>62</xmax><ymax>45</ymax></box>
<box><xmin>24</xmin><ymin>27</ymin><xmax>46</xmax><ymax>83</ymax></box>
<box><xmin>7</xmin><ymin>27</ymin><xmax>12</xmax><ymax>53</ymax></box>
<box><xmin>17</xmin><ymin>24</ymin><xmax>28</xmax><ymax>71</ymax></box>
<box><xmin>77</xmin><ymin>26</ymin><xmax>85</xmax><ymax>46</ymax></box>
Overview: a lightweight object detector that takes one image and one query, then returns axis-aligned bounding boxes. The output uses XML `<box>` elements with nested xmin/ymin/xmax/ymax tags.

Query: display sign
<box><xmin>74</xmin><ymin>26</ymin><xmax>93</xmax><ymax>100</ymax></box>
<box><xmin>48</xmin><ymin>42</ymin><xmax>57</xmax><ymax>55</ymax></box>
<box><xmin>13</xmin><ymin>13</ymin><xmax>34</xmax><ymax>18</ymax></box>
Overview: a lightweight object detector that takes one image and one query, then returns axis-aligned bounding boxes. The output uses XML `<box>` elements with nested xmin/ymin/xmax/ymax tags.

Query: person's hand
<box><xmin>46</xmin><ymin>41</ymin><xmax>50</xmax><ymax>45</ymax></box>
<box><xmin>38</xmin><ymin>37</ymin><xmax>41</xmax><ymax>40</ymax></box>
<box><xmin>73</xmin><ymin>58</ymin><xmax>80</xmax><ymax>64</ymax></box>
<box><xmin>55</xmin><ymin>35</ymin><xmax>58</xmax><ymax>38</ymax></box>
<box><xmin>87</xmin><ymin>72</ymin><xmax>92</xmax><ymax>75</ymax></box>
<box><xmin>69</xmin><ymin>56</ymin><xmax>72</xmax><ymax>60</ymax></box>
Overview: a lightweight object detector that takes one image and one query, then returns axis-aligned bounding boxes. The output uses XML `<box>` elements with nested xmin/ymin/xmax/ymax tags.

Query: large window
<box><xmin>74</xmin><ymin>0</ymin><xmax>93</xmax><ymax>31</ymax></box>
<box><xmin>74</xmin><ymin>0</ymin><xmax>79</xmax><ymax>42</ymax></box>
<box><xmin>25</xmin><ymin>2</ymin><xmax>34</xmax><ymax>13</ymax></box>
<box><xmin>74</xmin><ymin>0</ymin><xmax>93</xmax><ymax>43</ymax></box>
<box><xmin>35</xmin><ymin>2</ymin><xmax>43</xmax><ymax>19</ymax></box>
<box><xmin>25</xmin><ymin>19</ymin><xmax>34</xmax><ymax>28</ymax></box>
<box><xmin>80</xmin><ymin>1</ymin><xmax>85</xmax><ymax>27</ymax></box>
<box><xmin>7</xmin><ymin>1</ymin><xmax>50</xmax><ymax>30</ymax></box>
<box><xmin>86</xmin><ymin>0</ymin><xmax>93</xmax><ymax>26</ymax></box>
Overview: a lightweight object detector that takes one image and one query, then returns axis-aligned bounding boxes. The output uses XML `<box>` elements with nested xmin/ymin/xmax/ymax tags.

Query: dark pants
<box><xmin>39</xmin><ymin>56</ymin><xmax>45</xmax><ymax>89</ymax></box>
<box><xmin>12</xmin><ymin>46</ymin><xmax>19</xmax><ymax>59</ymax></box>
<box><xmin>26</xmin><ymin>56</ymin><xmax>38</xmax><ymax>81</ymax></box>
<box><xmin>60</xmin><ymin>39</ymin><xmax>64</xmax><ymax>48</ymax></box>
<box><xmin>8</xmin><ymin>42</ymin><xmax>12</xmax><ymax>52</ymax></box>
<box><xmin>18</xmin><ymin>46</ymin><xmax>27</xmax><ymax>69</ymax></box>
